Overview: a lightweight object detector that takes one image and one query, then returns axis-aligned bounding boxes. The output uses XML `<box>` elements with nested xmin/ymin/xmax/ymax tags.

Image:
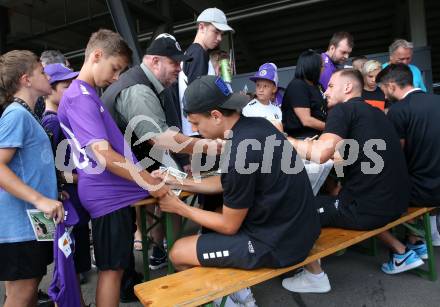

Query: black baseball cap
<box><xmin>146</xmin><ymin>33</ymin><xmax>192</xmax><ymax>62</ymax></box>
<box><xmin>183</xmin><ymin>76</ymin><xmax>249</xmax><ymax>114</ymax></box>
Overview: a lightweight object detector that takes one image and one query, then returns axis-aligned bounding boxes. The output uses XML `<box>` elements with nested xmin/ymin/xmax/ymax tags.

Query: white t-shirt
<box><xmin>242</xmin><ymin>99</ymin><xmax>282</xmax><ymax>122</ymax></box>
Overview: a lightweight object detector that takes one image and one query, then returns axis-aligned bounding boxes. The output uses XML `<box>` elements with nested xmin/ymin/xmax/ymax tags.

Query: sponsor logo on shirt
<box><xmin>248</xmin><ymin>240</ymin><xmax>255</xmax><ymax>253</ymax></box>
<box><xmin>80</xmin><ymin>84</ymin><xmax>90</xmax><ymax>95</ymax></box>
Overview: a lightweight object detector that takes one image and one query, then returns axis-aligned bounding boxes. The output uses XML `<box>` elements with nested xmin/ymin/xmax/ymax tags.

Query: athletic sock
<box><xmin>308</xmin><ymin>271</ymin><xmax>325</xmax><ymax>279</ymax></box>
<box><xmin>430</xmin><ymin>216</ymin><xmax>440</xmax><ymax>236</ymax></box>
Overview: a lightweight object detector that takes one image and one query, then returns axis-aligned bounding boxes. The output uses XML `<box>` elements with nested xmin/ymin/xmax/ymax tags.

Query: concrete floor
<box><xmin>1</xmin><ymin>242</ymin><xmax>439</xmax><ymax>307</ymax></box>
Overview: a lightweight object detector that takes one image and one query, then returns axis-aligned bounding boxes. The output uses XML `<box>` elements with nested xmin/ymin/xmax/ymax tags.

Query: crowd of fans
<box><xmin>0</xmin><ymin>7</ymin><xmax>439</xmax><ymax>307</ymax></box>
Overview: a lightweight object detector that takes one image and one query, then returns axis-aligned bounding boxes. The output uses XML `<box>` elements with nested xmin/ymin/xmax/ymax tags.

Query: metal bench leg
<box><xmin>202</xmin><ymin>296</ymin><xmax>227</xmax><ymax>307</ymax></box>
<box><xmin>368</xmin><ymin>237</ymin><xmax>378</xmax><ymax>256</ymax></box>
<box><xmin>140</xmin><ymin>206</ymin><xmax>150</xmax><ymax>281</ymax></box>
<box><xmin>165</xmin><ymin>212</ymin><xmax>175</xmax><ymax>274</ymax></box>
<box><xmin>352</xmin><ymin>237</ymin><xmax>377</xmax><ymax>256</ymax></box>
<box><xmin>422</xmin><ymin>212</ymin><xmax>437</xmax><ymax>281</ymax></box>
<box><xmin>412</xmin><ymin>212</ymin><xmax>437</xmax><ymax>281</ymax></box>
<box><xmin>165</xmin><ymin>195</ymin><xmax>198</xmax><ymax>274</ymax></box>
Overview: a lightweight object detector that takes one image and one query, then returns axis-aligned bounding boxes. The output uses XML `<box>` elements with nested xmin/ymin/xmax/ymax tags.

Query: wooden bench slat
<box><xmin>134</xmin><ymin>207</ymin><xmax>433</xmax><ymax>307</ymax></box>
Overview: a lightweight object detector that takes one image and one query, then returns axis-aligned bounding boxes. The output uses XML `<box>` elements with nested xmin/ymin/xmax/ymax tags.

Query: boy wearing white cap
<box><xmin>178</xmin><ymin>7</ymin><xmax>234</xmax><ymax>136</ymax></box>
<box><xmin>189</xmin><ymin>7</ymin><xmax>234</xmax><ymax>79</ymax></box>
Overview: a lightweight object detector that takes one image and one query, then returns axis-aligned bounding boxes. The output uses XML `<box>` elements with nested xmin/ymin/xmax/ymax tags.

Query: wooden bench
<box><xmin>134</xmin><ymin>207</ymin><xmax>437</xmax><ymax>307</ymax></box>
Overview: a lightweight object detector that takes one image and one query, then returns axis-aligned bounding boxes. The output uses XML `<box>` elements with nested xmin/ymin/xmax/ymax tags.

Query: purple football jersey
<box><xmin>57</xmin><ymin>79</ymin><xmax>148</xmax><ymax>218</ymax></box>
<box><xmin>42</xmin><ymin>111</ymin><xmax>90</xmax><ymax>225</ymax></box>
<box><xmin>48</xmin><ymin>199</ymin><xmax>81</xmax><ymax>307</ymax></box>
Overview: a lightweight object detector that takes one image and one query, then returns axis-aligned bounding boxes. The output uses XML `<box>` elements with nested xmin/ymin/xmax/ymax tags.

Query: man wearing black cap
<box><xmin>101</xmin><ymin>34</ymin><xmax>222</xmax><ymax>300</ymax></box>
<box><xmin>155</xmin><ymin>75</ymin><xmax>320</xmax><ymax>306</ymax></box>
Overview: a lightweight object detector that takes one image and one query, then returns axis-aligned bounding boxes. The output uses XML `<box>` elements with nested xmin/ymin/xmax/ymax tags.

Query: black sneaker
<box><xmin>37</xmin><ymin>290</ymin><xmax>54</xmax><ymax>307</ymax></box>
<box><xmin>149</xmin><ymin>254</ymin><xmax>168</xmax><ymax>270</ymax></box>
<box><xmin>120</xmin><ymin>271</ymin><xmax>143</xmax><ymax>303</ymax></box>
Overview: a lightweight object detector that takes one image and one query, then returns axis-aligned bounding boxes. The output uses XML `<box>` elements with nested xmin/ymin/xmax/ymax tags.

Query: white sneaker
<box><xmin>282</xmin><ymin>269</ymin><xmax>331</xmax><ymax>293</ymax></box>
<box><xmin>430</xmin><ymin>216</ymin><xmax>440</xmax><ymax>246</ymax></box>
<box><xmin>431</xmin><ymin>233</ymin><xmax>440</xmax><ymax>247</ymax></box>
<box><xmin>229</xmin><ymin>288</ymin><xmax>258</xmax><ymax>307</ymax></box>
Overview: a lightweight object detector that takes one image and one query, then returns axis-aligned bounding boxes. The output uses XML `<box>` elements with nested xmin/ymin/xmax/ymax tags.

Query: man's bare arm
<box><xmin>151</xmin><ymin>170</ymin><xmax>223</xmax><ymax>194</ymax></box>
<box><xmin>90</xmin><ymin>140</ymin><xmax>168</xmax><ymax>198</ymax></box>
<box><xmin>150</xmin><ymin>130</ymin><xmax>222</xmax><ymax>155</ymax></box>
<box><xmin>289</xmin><ymin>132</ymin><xmax>342</xmax><ymax>163</ymax></box>
<box><xmin>159</xmin><ymin>193</ymin><xmax>246</xmax><ymax>235</ymax></box>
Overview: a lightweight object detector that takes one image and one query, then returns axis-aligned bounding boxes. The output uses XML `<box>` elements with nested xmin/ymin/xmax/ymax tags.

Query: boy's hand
<box><xmin>34</xmin><ymin>196</ymin><xmax>65</xmax><ymax>224</ymax></box>
<box><xmin>149</xmin><ymin>183</ymin><xmax>170</xmax><ymax>199</ymax></box>
<box><xmin>59</xmin><ymin>190</ymin><xmax>70</xmax><ymax>201</ymax></box>
<box><xmin>151</xmin><ymin>169</ymin><xmax>184</xmax><ymax>187</ymax></box>
<box><xmin>151</xmin><ymin>169</ymin><xmax>167</xmax><ymax>180</ymax></box>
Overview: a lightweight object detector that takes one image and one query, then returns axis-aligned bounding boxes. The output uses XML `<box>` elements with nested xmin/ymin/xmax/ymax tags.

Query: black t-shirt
<box><xmin>362</xmin><ymin>87</ymin><xmax>386</xmax><ymax>110</ymax></box>
<box><xmin>324</xmin><ymin>97</ymin><xmax>410</xmax><ymax>216</ymax></box>
<box><xmin>221</xmin><ymin>116</ymin><xmax>320</xmax><ymax>266</ymax></box>
<box><xmin>281</xmin><ymin>79</ymin><xmax>327</xmax><ymax>138</ymax></box>
<box><xmin>183</xmin><ymin>43</ymin><xmax>209</xmax><ymax>84</ymax></box>
<box><xmin>387</xmin><ymin>90</ymin><xmax>440</xmax><ymax>204</ymax></box>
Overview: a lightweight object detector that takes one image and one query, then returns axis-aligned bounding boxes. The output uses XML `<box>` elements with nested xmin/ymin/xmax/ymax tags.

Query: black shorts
<box><xmin>0</xmin><ymin>240</ymin><xmax>52</xmax><ymax>281</ymax></box>
<box><xmin>197</xmin><ymin>231</ymin><xmax>280</xmax><ymax>269</ymax></box>
<box><xmin>315</xmin><ymin>195</ymin><xmax>400</xmax><ymax>230</ymax></box>
<box><xmin>91</xmin><ymin>206</ymin><xmax>134</xmax><ymax>271</ymax></box>
<box><xmin>72</xmin><ymin>224</ymin><xmax>91</xmax><ymax>273</ymax></box>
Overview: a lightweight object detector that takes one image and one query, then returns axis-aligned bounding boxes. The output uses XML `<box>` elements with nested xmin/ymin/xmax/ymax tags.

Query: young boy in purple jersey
<box><xmin>42</xmin><ymin>63</ymin><xmax>92</xmax><ymax>306</ymax></box>
<box><xmin>57</xmin><ymin>29</ymin><xmax>169</xmax><ymax>307</ymax></box>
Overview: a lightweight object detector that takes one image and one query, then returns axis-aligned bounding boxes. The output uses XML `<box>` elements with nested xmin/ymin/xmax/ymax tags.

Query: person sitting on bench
<box><xmin>284</xmin><ymin>69</ymin><xmax>422</xmax><ymax>293</ymax></box>
<box><xmin>154</xmin><ymin>75</ymin><xmax>321</xmax><ymax>306</ymax></box>
<box><xmin>377</xmin><ymin>63</ymin><xmax>440</xmax><ymax>248</ymax></box>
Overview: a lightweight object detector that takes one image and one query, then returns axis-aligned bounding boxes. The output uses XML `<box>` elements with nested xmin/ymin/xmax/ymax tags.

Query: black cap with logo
<box><xmin>183</xmin><ymin>75</ymin><xmax>249</xmax><ymax>114</ymax></box>
<box><xmin>146</xmin><ymin>33</ymin><xmax>192</xmax><ymax>62</ymax></box>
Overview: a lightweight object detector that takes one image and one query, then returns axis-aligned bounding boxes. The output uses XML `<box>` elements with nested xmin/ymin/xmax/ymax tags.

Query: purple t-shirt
<box><xmin>319</xmin><ymin>53</ymin><xmax>337</xmax><ymax>91</ymax></box>
<box><xmin>42</xmin><ymin>111</ymin><xmax>90</xmax><ymax>225</ymax></box>
<box><xmin>57</xmin><ymin>79</ymin><xmax>148</xmax><ymax>218</ymax></box>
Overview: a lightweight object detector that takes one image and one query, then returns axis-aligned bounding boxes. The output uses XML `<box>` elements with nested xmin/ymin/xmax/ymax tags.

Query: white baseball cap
<box><xmin>197</xmin><ymin>8</ymin><xmax>234</xmax><ymax>33</ymax></box>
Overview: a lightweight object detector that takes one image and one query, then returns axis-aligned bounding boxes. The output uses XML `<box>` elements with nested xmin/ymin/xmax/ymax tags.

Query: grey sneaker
<box><xmin>229</xmin><ymin>288</ymin><xmax>257</xmax><ymax>307</ymax></box>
